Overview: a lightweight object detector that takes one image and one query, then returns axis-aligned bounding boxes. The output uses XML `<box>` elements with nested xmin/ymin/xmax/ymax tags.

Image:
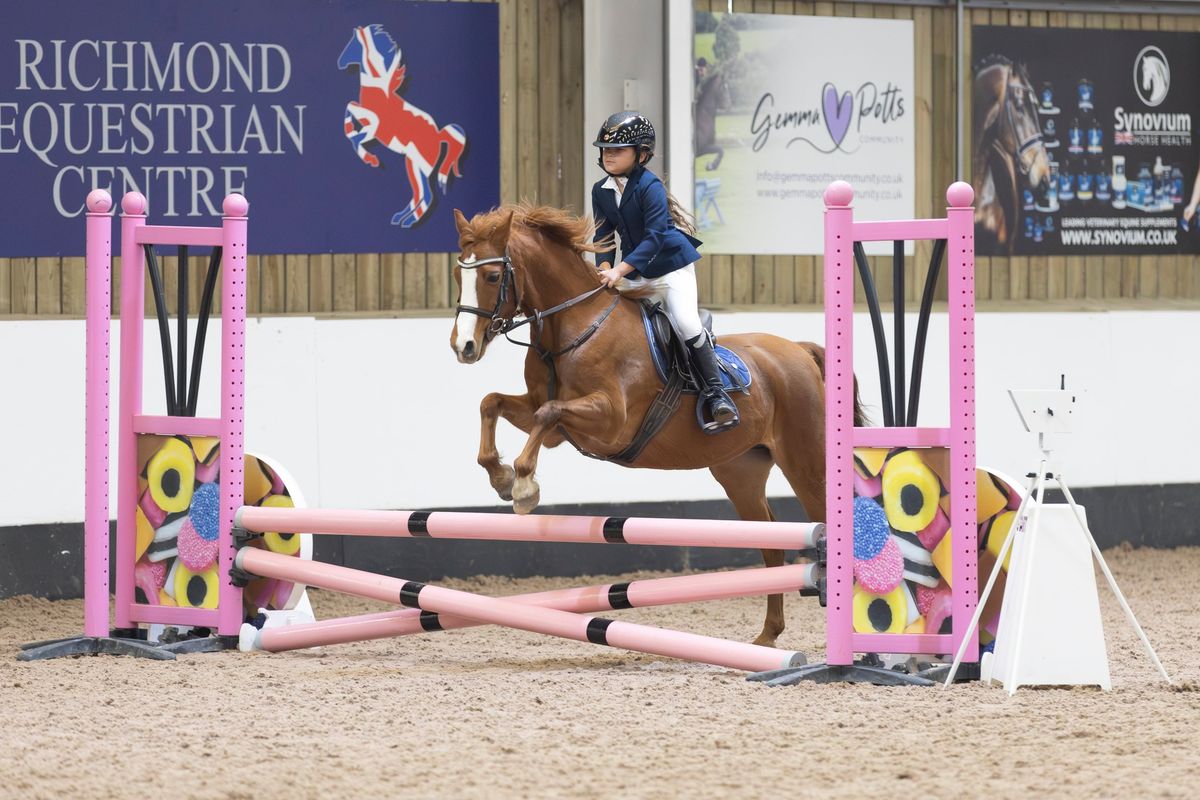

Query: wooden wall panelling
<box><xmin>310</xmin><ymin>254</ymin><xmax>333</xmax><ymax>313</ymax></box>
<box><xmin>12</xmin><ymin>258</ymin><xmax>37</xmax><ymax>315</ymax></box>
<box><xmin>382</xmin><ymin>253</ymin><xmax>405</xmax><ymax>310</ymax></box>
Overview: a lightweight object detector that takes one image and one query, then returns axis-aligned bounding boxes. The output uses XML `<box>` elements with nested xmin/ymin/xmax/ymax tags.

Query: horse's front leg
<box><xmin>478</xmin><ymin>391</ymin><xmax>537</xmax><ymax>501</ymax></box>
<box><xmin>344</xmin><ymin>102</ymin><xmax>381</xmax><ymax>166</ymax></box>
<box><xmin>510</xmin><ymin>392</ymin><xmax>619</xmax><ymax>515</ymax></box>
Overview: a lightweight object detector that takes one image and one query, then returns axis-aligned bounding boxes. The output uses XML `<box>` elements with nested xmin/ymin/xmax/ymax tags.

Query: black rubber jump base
<box><xmin>18</xmin><ymin>632</ymin><xmax>238</xmax><ymax>661</ymax></box>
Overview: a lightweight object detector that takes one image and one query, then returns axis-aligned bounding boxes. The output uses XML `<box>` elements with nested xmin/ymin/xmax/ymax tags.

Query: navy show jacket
<box><xmin>591</xmin><ymin>166</ymin><xmax>703</xmax><ymax>279</ymax></box>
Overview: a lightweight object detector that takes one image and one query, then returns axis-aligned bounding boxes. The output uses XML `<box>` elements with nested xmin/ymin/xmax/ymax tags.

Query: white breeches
<box><xmin>617</xmin><ymin>263</ymin><xmax>704</xmax><ymax>342</ymax></box>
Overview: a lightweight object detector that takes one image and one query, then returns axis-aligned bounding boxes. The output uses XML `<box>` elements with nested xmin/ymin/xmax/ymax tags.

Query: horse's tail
<box><xmin>800</xmin><ymin>342</ymin><xmax>868</xmax><ymax>427</ymax></box>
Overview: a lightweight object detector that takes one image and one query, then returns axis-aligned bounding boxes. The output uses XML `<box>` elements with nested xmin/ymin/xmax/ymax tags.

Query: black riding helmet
<box><xmin>594</xmin><ymin>111</ymin><xmax>656</xmax><ymax>171</ymax></box>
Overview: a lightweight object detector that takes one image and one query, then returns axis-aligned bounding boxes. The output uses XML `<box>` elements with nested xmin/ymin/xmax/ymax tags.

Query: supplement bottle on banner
<box><xmin>1153</xmin><ymin>157</ymin><xmax>1167</xmax><ymax>210</ymax></box>
<box><xmin>1077</xmin><ymin>160</ymin><xmax>1094</xmax><ymax>202</ymax></box>
<box><xmin>1095</xmin><ymin>160</ymin><xmax>1111</xmax><ymax>202</ymax></box>
<box><xmin>1059</xmin><ymin>160</ymin><xmax>1076</xmax><ymax>202</ymax></box>
<box><xmin>1111</xmin><ymin>156</ymin><xmax>1127</xmax><ymax>209</ymax></box>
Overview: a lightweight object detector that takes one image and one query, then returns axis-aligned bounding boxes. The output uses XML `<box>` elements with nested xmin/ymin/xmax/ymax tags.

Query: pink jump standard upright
<box><xmin>20</xmin><ymin>191</ymin><xmax>252</xmax><ymax>661</ymax></box>
<box><xmin>751</xmin><ymin>181</ymin><xmax>979</xmax><ymax>686</ymax></box>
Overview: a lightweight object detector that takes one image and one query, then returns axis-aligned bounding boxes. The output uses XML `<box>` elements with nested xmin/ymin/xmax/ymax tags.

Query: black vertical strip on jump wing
<box><xmin>176</xmin><ymin>244</ymin><xmax>188</xmax><ymax>417</ymax></box>
<box><xmin>907</xmin><ymin>238</ymin><xmax>945</xmax><ymax>426</ymax></box>
<box><xmin>186</xmin><ymin>247</ymin><xmax>223</xmax><ymax>416</ymax></box>
<box><xmin>144</xmin><ymin>245</ymin><xmax>178</xmax><ymax>415</ymax></box>
<box><xmin>407</xmin><ymin>511</ymin><xmax>432</xmax><ymax>536</ymax></box>
<box><xmin>607</xmin><ymin>582</ymin><xmax>633</xmax><ymax>609</ymax></box>
<box><xmin>399</xmin><ymin>581</ymin><xmax>426</xmax><ymax>608</ymax></box>
<box><xmin>602</xmin><ymin>517</ymin><xmax>627</xmax><ymax>543</ymax></box>
<box><xmin>852</xmin><ymin>241</ymin><xmax>894</xmax><ymax>427</ymax></box>
<box><xmin>585</xmin><ymin>618</ymin><xmax>613</xmax><ymax>645</ymax></box>
<box><xmin>893</xmin><ymin>239</ymin><xmax>906</xmax><ymax>427</ymax></box>
<box><xmin>419</xmin><ymin>612</ymin><xmax>443</xmax><ymax>631</ymax></box>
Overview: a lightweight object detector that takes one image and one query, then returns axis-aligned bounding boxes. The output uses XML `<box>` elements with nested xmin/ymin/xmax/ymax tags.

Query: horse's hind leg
<box><xmin>775</xmin><ymin>452</ymin><xmax>825</xmax><ymax>526</ymax></box>
<box><xmin>710</xmin><ymin>448</ymin><xmax>786</xmax><ymax>648</ymax></box>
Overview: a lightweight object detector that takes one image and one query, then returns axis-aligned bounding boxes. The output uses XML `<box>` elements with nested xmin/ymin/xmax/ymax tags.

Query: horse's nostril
<box><xmin>463</xmin><ymin>341</ymin><xmax>476</xmax><ymax>358</ymax></box>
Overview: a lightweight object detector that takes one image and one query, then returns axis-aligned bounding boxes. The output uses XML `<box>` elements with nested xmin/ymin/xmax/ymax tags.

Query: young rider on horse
<box><xmin>591</xmin><ymin>111</ymin><xmax>739</xmax><ymax>433</ymax></box>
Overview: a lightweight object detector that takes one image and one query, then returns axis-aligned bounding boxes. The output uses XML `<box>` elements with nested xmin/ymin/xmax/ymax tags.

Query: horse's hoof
<box><xmin>752</xmin><ymin>634</ymin><xmax>779</xmax><ymax>649</ymax></box>
<box><xmin>491</xmin><ymin>466</ymin><xmax>516</xmax><ymax>501</ymax></box>
<box><xmin>511</xmin><ymin>478</ymin><xmax>540</xmax><ymax>515</ymax></box>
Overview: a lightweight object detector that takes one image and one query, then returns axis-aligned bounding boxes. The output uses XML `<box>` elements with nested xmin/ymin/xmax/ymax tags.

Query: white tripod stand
<box><xmin>943</xmin><ymin>384</ymin><xmax>1171</xmax><ymax>691</ymax></box>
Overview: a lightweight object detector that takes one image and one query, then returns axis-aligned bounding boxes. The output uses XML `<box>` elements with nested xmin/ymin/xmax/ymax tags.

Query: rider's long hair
<box><xmin>665</xmin><ymin>190</ymin><xmax>697</xmax><ymax>237</ymax></box>
<box><xmin>602</xmin><ymin>153</ymin><xmax>698</xmax><ymax>237</ymax></box>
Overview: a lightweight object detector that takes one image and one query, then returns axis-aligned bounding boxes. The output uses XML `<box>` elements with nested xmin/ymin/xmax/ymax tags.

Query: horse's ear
<box><xmin>494</xmin><ymin>208</ymin><xmax>516</xmax><ymax>244</ymax></box>
<box><xmin>453</xmin><ymin>209</ymin><xmax>471</xmax><ymax>241</ymax></box>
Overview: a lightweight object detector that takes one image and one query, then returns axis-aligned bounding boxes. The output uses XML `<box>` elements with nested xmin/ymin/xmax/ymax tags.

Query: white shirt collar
<box><xmin>603</xmin><ymin>175</ymin><xmax>626</xmax><ymax>203</ymax></box>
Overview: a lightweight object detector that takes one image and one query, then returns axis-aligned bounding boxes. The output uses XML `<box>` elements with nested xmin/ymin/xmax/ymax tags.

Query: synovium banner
<box><xmin>972</xmin><ymin>25</ymin><xmax>1200</xmax><ymax>256</ymax></box>
<box><xmin>692</xmin><ymin>13</ymin><xmax>915</xmax><ymax>255</ymax></box>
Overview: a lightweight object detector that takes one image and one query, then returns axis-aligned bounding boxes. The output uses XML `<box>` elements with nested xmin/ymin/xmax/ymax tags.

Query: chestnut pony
<box><xmin>449</xmin><ymin>204</ymin><xmax>863</xmax><ymax>647</ymax></box>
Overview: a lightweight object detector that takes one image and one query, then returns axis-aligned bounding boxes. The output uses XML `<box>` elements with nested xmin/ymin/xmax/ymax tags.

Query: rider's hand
<box><xmin>598</xmin><ymin>262</ymin><xmax>632</xmax><ymax>289</ymax></box>
<box><xmin>1185</xmin><ymin>203</ymin><xmax>1197</xmax><ymax>223</ymax></box>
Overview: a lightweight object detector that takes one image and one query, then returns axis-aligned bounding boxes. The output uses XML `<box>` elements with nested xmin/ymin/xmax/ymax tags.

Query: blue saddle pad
<box><xmin>641</xmin><ymin>310</ymin><xmax>752</xmax><ymax>393</ymax></box>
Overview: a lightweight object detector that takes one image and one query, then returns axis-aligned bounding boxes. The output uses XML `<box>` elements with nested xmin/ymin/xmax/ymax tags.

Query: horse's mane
<box><xmin>976</xmin><ymin>53</ymin><xmax>1013</xmax><ymax>72</ymax></box>
<box><xmin>367</xmin><ymin>24</ymin><xmax>399</xmax><ymax>64</ymax></box>
<box><xmin>471</xmin><ymin>203</ymin><xmax>614</xmax><ymax>256</ymax></box>
<box><xmin>976</xmin><ymin>53</ymin><xmax>1033</xmax><ymax>84</ymax></box>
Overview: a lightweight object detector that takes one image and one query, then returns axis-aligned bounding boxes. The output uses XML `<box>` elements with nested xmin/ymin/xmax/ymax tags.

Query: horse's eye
<box><xmin>485</xmin><ymin>272</ymin><xmax>501</xmax><ymax>284</ymax></box>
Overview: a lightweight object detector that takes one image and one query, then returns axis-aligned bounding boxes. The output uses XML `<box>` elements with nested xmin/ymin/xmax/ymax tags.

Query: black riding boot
<box><xmin>688</xmin><ymin>334</ymin><xmax>740</xmax><ymax>433</ymax></box>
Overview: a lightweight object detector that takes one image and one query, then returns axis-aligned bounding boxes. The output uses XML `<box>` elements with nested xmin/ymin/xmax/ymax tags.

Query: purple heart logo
<box><xmin>823</xmin><ymin>83</ymin><xmax>853</xmax><ymax>148</ymax></box>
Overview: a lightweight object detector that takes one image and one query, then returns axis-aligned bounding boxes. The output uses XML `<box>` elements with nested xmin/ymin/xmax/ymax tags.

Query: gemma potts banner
<box><xmin>0</xmin><ymin>0</ymin><xmax>499</xmax><ymax>257</ymax></box>
<box><xmin>692</xmin><ymin>13</ymin><xmax>915</xmax><ymax>255</ymax></box>
<box><xmin>972</xmin><ymin>25</ymin><xmax>1200</xmax><ymax>256</ymax></box>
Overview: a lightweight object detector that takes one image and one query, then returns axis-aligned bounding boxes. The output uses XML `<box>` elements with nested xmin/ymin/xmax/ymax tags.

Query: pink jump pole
<box><xmin>217</xmin><ymin>194</ymin><xmax>250</xmax><ymax>638</ymax></box>
<box><xmin>241</xmin><ymin>559</ymin><xmax>821</xmax><ymax>652</ymax></box>
<box><xmin>83</xmin><ymin>190</ymin><xmax>114</xmax><ymax>638</ymax></box>
<box><xmin>945</xmin><ymin>181</ymin><xmax>979</xmax><ymax>665</ymax></box>
<box><xmin>114</xmin><ymin>192</ymin><xmax>149</xmax><ymax>634</ymax></box>
<box><xmin>235</xmin><ymin>507</ymin><xmax>824</xmax><ymax>551</ymax></box>
<box><xmin>822</xmin><ymin>180</ymin><xmax>856</xmax><ymax>668</ymax></box>
<box><xmin>235</xmin><ymin>549</ymin><xmax>806</xmax><ymax>672</ymax></box>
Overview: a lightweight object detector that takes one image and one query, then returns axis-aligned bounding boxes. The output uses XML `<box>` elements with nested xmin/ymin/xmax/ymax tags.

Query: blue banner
<box><xmin>0</xmin><ymin>0</ymin><xmax>499</xmax><ymax>257</ymax></box>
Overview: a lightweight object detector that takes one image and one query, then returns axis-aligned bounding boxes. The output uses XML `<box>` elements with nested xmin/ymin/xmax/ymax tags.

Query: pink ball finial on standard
<box><xmin>823</xmin><ymin>180</ymin><xmax>854</xmax><ymax>208</ymax></box>
<box><xmin>946</xmin><ymin>181</ymin><xmax>974</xmax><ymax>208</ymax></box>
<box><xmin>121</xmin><ymin>191</ymin><xmax>147</xmax><ymax>216</ymax></box>
<box><xmin>86</xmin><ymin>189</ymin><xmax>112</xmax><ymax>214</ymax></box>
<box><xmin>223</xmin><ymin>193</ymin><xmax>249</xmax><ymax>217</ymax></box>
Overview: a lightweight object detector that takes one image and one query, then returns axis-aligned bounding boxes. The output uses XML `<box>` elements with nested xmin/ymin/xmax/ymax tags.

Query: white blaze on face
<box><xmin>454</xmin><ymin>252</ymin><xmax>479</xmax><ymax>355</ymax></box>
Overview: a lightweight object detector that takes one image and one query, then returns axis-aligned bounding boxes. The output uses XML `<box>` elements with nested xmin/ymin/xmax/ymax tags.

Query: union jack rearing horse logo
<box><xmin>338</xmin><ymin>25</ymin><xmax>468</xmax><ymax>228</ymax></box>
